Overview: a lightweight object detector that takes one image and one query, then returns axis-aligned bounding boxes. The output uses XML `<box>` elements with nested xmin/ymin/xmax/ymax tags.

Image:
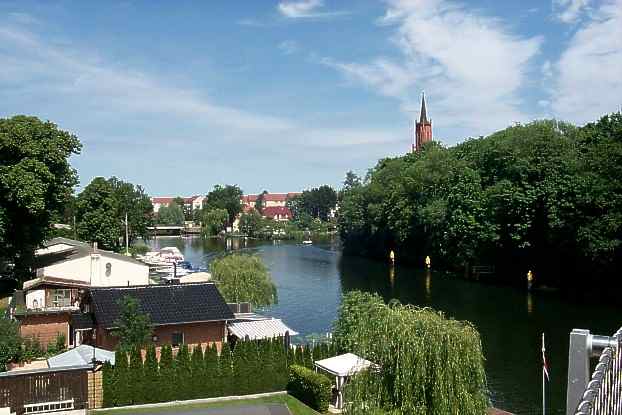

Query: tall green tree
<box><xmin>0</xmin><ymin>116</ymin><xmax>81</xmax><ymax>279</ymax></box>
<box><xmin>210</xmin><ymin>254</ymin><xmax>277</xmax><ymax>307</ymax></box>
<box><xmin>108</xmin><ymin>177</ymin><xmax>154</xmax><ymax>243</ymax></box>
<box><xmin>238</xmin><ymin>210</ymin><xmax>262</xmax><ymax>237</ymax></box>
<box><xmin>128</xmin><ymin>346</ymin><xmax>145</xmax><ymax>404</ymax></box>
<box><xmin>114</xmin><ymin>350</ymin><xmax>130</xmax><ymax>406</ymax></box>
<box><xmin>201</xmin><ymin>208</ymin><xmax>229</xmax><ymax>236</ymax></box>
<box><xmin>203</xmin><ymin>343</ymin><xmax>219</xmax><ymax>397</ymax></box>
<box><xmin>143</xmin><ymin>344</ymin><xmax>159</xmax><ymax>403</ymax></box>
<box><xmin>112</xmin><ymin>296</ymin><xmax>153</xmax><ymax>352</ymax></box>
<box><xmin>219</xmin><ymin>342</ymin><xmax>234</xmax><ymax>396</ymax></box>
<box><xmin>205</xmin><ymin>185</ymin><xmax>243</xmax><ymax>224</ymax></box>
<box><xmin>190</xmin><ymin>345</ymin><xmax>204</xmax><ymax>399</ymax></box>
<box><xmin>175</xmin><ymin>344</ymin><xmax>192</xmax><ymax>400</ymax></box>
<box><xmin>298</xmin><ymin>185</ymin><xmax>337</xmax><ymax>221</ymax></box>
<box><xmin>157</xmin><ymin>201</ymin><xmax>185</xmax><ymax>226</ymax></box>
<box><xmin>254</xmin><ymin>190</ymin><xmax>268</xmax><ymax>214</ymax></box>
<box><xmin>0</xmin><ymin>318</ymin><xmax>21</xmax><ymax>372</ymax></box>
<box><xmin>158</xmin><ymin>345</ymin><xmax>175</xmax><ymax>402</ymax></box>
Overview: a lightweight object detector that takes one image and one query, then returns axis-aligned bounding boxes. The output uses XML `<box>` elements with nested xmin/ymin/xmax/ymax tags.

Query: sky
<box><xmin>1</xmin><ymin>0</ymin><xmax>621</xmax><ymax>196</ymax></box>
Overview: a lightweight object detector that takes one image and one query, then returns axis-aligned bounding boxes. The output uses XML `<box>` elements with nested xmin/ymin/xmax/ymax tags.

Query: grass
<box><xmin>93</xmin><ymin>394</ymin><xmax>321</xmax><ymax>415</ymax></box>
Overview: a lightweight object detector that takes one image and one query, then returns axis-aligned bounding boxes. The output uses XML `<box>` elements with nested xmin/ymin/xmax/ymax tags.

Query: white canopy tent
<box><xmin>314</xmin><ymin>353</ymin><xmax>375</xmax><ymax>410</ymax></box>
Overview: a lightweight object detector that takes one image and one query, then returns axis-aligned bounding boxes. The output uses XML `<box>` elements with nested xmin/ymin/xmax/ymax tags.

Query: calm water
<box><xmin>148</xmin><ymin>236</ymin><xmax>621</xmax><ymax>414</ymax></box>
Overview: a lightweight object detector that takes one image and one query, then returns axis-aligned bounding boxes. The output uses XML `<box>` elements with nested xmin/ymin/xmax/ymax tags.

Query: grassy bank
<box><xmin>93</xmin><ymin>394</ymin><xmax>320</xmax><ymax>415</ymax></box>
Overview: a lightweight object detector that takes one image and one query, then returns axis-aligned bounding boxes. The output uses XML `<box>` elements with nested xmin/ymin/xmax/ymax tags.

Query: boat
<box><xmin>302</xmin><ymin>239</ymin><xmax>313</xmax><ymax>245</ymax></box>
<box><xmin>137</xmin><ymin>247</ymin><xmax>185</xmax><ymax>266</ymax></box>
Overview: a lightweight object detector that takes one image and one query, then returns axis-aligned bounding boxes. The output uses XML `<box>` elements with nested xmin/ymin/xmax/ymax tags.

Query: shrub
<box><xmin>114</xmin><ymin>350</ymin><xmax>130</xmax><ymax>406</ymax></box>
<box><xmin>158</xmin><ymin>345</ymin><xmax>175</xmax><ymax>403</ymax></box>
<box><xmin>175</xmin><ymin>344</ymin><xmax>192</xmax><ymax>400</ymax></box>
<box><xmin>102</xmin><ymin>361</ymin><xmax>115</xmax><ymax>407</ymax></box>
<box><xmin>128</xmin><ymin>347</ymin><xmax>144</xmax><ymax>404</ymax></box>
<box><xmin>0</xmin><ymin>318</ymin><xmax>21</xmax><ymax>371</ymax></box>
<box><xmin>219</xmin><ymin>342</ymin><xmax>233</xmax><ymax>396</ymax></box>
<box><xmin>288</xmin><ymin>364</ymin><xmax>332</xmax><ymax>413</ymax></box>
<box><xmin>190</xmin><ymin>345</ymin><xmax>204</xmax><ymax>399</ymax></box>
<box><xmin>143</xmin><ymin>345</ymin><xmax>159</xmax><ymax>403</ymax></box>
<box><xmin>203</xmin><ymin>343</ymin><xmax>218</xmax><ymax>397</ymax></box>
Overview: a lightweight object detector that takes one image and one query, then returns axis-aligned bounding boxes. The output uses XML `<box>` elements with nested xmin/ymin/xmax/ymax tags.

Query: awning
<box><xmin>228</xmin><ymin>319</ymin><xmax>298</xmax><ymax>340</ymax></box>
<box><xmin>314</xmin><ymin>353</ymin><xmax>374</xmax><ymax>377</ymax></box>
<box><xmin>47</xmin><ymin>345</ymin><xmax>115</xmax><ymax>368</ymax></box>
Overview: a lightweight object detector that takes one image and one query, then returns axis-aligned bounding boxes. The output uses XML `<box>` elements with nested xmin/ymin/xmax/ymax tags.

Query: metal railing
<box><xmin>566</xmin><ymin>327</ymin><xmax>622</xmax><ymax>415</ymax></box>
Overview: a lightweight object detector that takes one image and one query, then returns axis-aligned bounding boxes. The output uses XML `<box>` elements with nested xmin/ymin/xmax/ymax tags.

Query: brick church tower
<box><xmin>413</xmin><ymin>92</ymin><xmax>432</xmax><ymax>152</ymax></box>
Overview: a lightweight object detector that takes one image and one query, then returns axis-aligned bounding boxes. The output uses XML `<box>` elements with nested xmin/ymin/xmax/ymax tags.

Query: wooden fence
<box><xmin>0</xmin><ymin>366</ymin><xmax>89</xmax><ymax>415</ymax></box>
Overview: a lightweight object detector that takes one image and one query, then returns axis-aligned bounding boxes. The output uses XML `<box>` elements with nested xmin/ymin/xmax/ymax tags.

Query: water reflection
<box><xmin>147</xmin><ymin>236</ymin><xmax>621</xmax><ymax>415</ymax></box>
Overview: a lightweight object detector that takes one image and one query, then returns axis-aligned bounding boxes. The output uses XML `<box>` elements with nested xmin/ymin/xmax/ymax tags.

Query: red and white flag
<box><xmin>542</xmin><ymin>333</ymin><xmax>550</xmax><ymax>381</ymax></box>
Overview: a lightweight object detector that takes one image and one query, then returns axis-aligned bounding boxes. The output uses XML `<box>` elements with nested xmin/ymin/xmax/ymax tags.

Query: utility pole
<box><xmin>125</xmin><ymin>212</ymin><xmax>129</xmax><ymax>255</ymax></box>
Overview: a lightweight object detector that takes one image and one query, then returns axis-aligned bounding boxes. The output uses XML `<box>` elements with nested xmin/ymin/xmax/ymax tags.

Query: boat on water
<box><xmin>137</xmin><ymin>246</ymin><xmax>185</xmax><ymax>266</ymax></box>
<box><xmin>302</xmin><ymin>239</ymin><xmax>313</xmax><ymax>245</ymax></box>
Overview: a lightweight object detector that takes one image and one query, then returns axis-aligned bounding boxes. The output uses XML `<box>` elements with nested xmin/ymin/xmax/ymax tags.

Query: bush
<box><xmin>0</xmin><ymin>318</ymin><xmax>21</xmax><ymax>371</ymax></box>
<box><xmin>288</xmin><ymin>364</ymin><xmax>332</xmax><ymax>413</ymax></box>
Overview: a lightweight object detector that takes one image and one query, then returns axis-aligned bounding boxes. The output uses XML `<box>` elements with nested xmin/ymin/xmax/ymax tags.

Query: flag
<box><xmin>542</xmin><ymin>333</ymin><xmax>550</xmax><ymax>381</ymax></box>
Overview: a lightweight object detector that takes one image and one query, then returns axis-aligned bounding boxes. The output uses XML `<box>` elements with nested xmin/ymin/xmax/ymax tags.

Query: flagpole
<box><xmin>542</xmin><ymin>332</ymin><xmax>546</xmax><ymax>415</ymax></box>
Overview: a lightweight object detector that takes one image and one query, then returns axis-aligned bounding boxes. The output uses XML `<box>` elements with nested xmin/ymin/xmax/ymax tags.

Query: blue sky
<box><xmin>1</xmin><ymin>0</ymin><xmax>621</xmax><ymax>196</ymax></box>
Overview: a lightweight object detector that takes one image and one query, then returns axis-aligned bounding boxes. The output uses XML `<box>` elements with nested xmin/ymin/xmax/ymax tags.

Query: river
<box><xmin>148</xmin><ymin>236</ymin><xmax>620</xmax><ymax>415</ymax></box>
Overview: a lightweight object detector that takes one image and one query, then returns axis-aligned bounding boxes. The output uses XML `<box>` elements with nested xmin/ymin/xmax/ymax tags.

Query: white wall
<box><xmin>25</xmin><ymin>289</ymin><xmax>45</xmax><ymax>309</ymax></box>
<box><xmin>42</xmin><ymin>255</ymin><xmax>149</xmax><ymax>287</ymax></box>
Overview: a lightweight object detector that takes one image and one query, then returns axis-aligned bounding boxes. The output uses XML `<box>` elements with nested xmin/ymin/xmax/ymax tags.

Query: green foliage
<box><xmin>75</xmin><ymin>177</ymin><xmax>153</xmax><ymax>251</ymax></box>
<box><xmin>20</xmin><ymin>336</ymin><xmax>44</xmax><ymax>362</ymax></box>
<box><xmin>46</xmin><ymin>332</ymin><xmax>66</xmax><ymax>355</ymax></box>
<box><xmin>201</xmin><ymin>208</ymin><xmax>229</xmax><ymax>236</ymax></box>
<box><xmin>338</xmin><ymin>115</ymin><xmax>622</xmax><ymax>289</ymax></box>
<box><xmin>176</xmin><ymin>344</ymin><xmax>192</xmax><ymax>400</ymax></box>
<box><xmin>205</xmin><ymin>185</ymin><xmax>243</xmax><ymax>224</ymax></box>
<box><xmin>157</xmin><ymin>201</ymin><xmax>185</xmax><ymax>226</ymax></box>
<box><xmin>114</xmin><ymin>350</ymin><xmax>130</xmax><ymax>406</ymax></box>
<box><xmin>238</xmin><ymin>209</ymin><xmax>263</xmax><ymax>237</ymax></box>
<box><xmin>291</xmin><ymin>186</ymin><xmax>337</xmax><ymax>222</ymax></box>
<box><xmin>0</xmin><ymin>116</ymin><xmax>81</xmax><ymax>280</ymax></box>
<box><xmin>204</xmin><ymin>343</ymin><xmax>219</xmax><ymax>397</ymax></box>
<box><xmin>334</xmin><ymin>291</ymin><xmax>489</xmax><ymax>415</ymax></box>
<box><xmin>128</xmin><ymin>347</ymin><xmax>144</xmax><ymax>404</ymax></box>
<box><xmin>232</xmin><ymin>340</ymin><xmax>251</xmax><ymax>395</ymax></box>
<box><xmin>102</xmin><ymin>361</ymin><xmax>115</xmax><ymax>407</ymax></box>
<box><xmin>158</xmin><ymin>345</ymin><xmax>175</xmax><ymax>403</ymax></box>
<box><xmin>143</xmin><ymin>345</ymin><xmax>159</xmax><ymax>403</ymax></box>
<box><xmin>190</xmin><ymin>345</ymin><xmax>204</xmax><ymax>399</ymax></box>
<box><xmin>219</xmin><ymin>342</ymin><xmax>234</xmax><ymax>396</ymax></box>
<box><xmin>112</xmin><ymin>296</ymin><xmax>153</xmax><ymax>352</ymax></box>
<box><xmin>0</xmin><ymin>318</ymin><xmax>21</xmax><ymax>371</ymax></box>
<box><xmin>288</xmin><ymin>364</ymin><xmax>332</xmax><ymax>413</ymax></box>
<box><xmin>211</xmin><ymin>254</ymin><xmax>278</xmax><ymax>307</ymax></box>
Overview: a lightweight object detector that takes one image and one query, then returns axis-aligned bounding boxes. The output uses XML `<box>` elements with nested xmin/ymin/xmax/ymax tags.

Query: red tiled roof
<box><xmin>241</xmin><ymin>193</ymin><xmax>300</xmax><ymax>204</ymax></box>
<box><xmin>262</xmin><ymin>206</ymin><xmax>292</xmax><ymax>219</ymax></box>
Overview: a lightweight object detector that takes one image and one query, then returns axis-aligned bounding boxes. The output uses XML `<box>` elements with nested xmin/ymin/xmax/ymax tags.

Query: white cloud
<box><xmin>553</xmin><ymin>0</ymin><xmax>591</xmax><ymax>23</ymax></box>
<box><xmin>551</xmin><ymin>0</ymin><xmax>622</xmax><ymax>123</ymax></box>
<box><xmin>321</xmin><ymin>0</ymin><xmax>542</xmax><ymax>138</ymax></box>
<box><xmin>279</xmin><ymin>40</ymin><xmax>299</xmax><ymax>55</ymax></box>
<box><xmin>277</xmin><ymin>0</ymin><xmax>348</xmax><ymax>19</ymax></box>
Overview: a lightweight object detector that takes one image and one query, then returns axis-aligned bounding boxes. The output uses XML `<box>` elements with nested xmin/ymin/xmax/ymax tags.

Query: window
<box><xmin>51</xmin><ymin>289</ymin><xmax>72</xmax><ymax>308</ymax></box>
<box><xmin>105</xmin><ymin>262</ymin><xmax>112</xmax><ymax>277</ymax></box>
<box><xmin>171</xmin><ymin>332</ymin><xmax>184</xmax><ymax>347</ymax></box>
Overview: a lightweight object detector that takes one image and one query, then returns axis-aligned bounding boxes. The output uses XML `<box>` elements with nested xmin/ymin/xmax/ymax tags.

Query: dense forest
<box><xmin>338</xmin><ymin>113</ymin><xmax>622</xmax><ymax>293</ymax></box>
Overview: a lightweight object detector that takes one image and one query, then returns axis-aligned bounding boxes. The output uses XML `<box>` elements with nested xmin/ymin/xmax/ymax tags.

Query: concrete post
<box><xmin>566</xmin><ymin>329</ymin><xmax>590</xmax><ymax>415</ymax></box>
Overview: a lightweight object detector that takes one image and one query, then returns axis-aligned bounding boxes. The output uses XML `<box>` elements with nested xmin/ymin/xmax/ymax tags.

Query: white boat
<box><xmin>137</xmin><ymin>247</ymin><xmax>185</xmax><ymax>266</ymax></box>
<box><xmin>302</xmin><ymin>240</ymin><xmax>313</xmax><ymax>245</ymax></box>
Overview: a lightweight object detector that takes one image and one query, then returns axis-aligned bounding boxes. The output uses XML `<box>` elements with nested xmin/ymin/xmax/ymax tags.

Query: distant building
<box><xmin>413</xmin><ymin>92</ymin><xmax>432</xmax><ymax>153</ymax></box>
<box><xmin>262</xmin><ymin>206</ymin><xmax>293</xmax><ymax>221</ymax></box>
<box><xmin>151</xmin><ymin>195</ymin><xmax>206</xmax><ymax>213</ymax></box>
<box><xmin>241</xmin><ymin>192</ymin><xmax>301</xmax><ymax>210</ymax></box>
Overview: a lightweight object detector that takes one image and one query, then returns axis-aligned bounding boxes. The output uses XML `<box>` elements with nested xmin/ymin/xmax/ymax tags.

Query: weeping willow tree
<box><xmin>333</xmin><ymin>291</ymin><xmax>489</xmax><ymax>414</ymax></box>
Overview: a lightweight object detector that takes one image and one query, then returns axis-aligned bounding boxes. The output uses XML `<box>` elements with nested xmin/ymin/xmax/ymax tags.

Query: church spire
<box><xmin>419</xmin><ymin>92</ymin><xmax>428</xmax><ymax>123</ymax></box>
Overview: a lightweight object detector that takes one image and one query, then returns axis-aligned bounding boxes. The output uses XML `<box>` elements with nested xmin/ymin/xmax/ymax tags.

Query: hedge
<box><xmin>102</xmin><ymin>338</ymin><xmax>334</xmax><ymax>407</ymax></box>
<box><xmin>287</xmin><ymin>364</ymin><xmax>332</xmax><ymax>412</ymax></box>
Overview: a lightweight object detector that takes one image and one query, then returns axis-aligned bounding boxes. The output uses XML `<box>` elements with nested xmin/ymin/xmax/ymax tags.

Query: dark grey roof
<box><xmin>36</xmin><ymin>237</ymin><xmax>146</xmax><ymax>268</ymax></box>
<box><xmin>71</xmin><ymin>312</ymin><xmax>95</xmax><ymax>330</ymax></box>
<box><xmin>89</xmin><ymin>283</ymin><xmax>234</xmax><ymax>329</ymax></box>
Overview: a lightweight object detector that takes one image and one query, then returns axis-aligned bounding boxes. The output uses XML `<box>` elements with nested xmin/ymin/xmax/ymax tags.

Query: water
<box><xmin>148</xmin><ymin>236</ymin><xmax>621</xmax><ymax>414</ymax></box>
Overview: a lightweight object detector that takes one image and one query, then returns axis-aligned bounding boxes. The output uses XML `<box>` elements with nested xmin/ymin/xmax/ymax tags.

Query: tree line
<box><xmin>103</xmin><ymin>339</ymin><xmax>337</xmax><ymax>407</ymax></box>
<box><xmin>338</xmin><ymin>113</ymin><xmax>622</xmax><ymax>292</ymax></box>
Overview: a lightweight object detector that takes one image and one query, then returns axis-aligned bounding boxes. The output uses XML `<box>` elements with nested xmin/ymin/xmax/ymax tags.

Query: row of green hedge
<box><xmin>288</xmin><ymin>364</ymin><xmax>332</xmax><ymax>413</ymax></box>
<box><xmin>102</xmin><ymin>339</ymin><xmax>336</xmax><ymax>408</ymax></box>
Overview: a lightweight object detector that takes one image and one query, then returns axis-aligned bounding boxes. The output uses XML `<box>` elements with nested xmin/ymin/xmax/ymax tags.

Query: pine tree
<box><xmin>128</xmin><ymin>346</ymin><xmax>144</xmax><ymax>404</ymax></box>
<box><xmin>302</xmin><ymin>344</ymin><xmax>312</xmax><ymax>369</ymax></box>
<box><xmin>190</xmin><ymin>345</ymin><xmax>204</xmax><ymax>399</ymax></box>
<box><xmin>219</xmin><ymin>342</ymin><xmax>233</xmax><ymax>397</ymax></box>
<box><xmin>232</xmin><ymin>341</ymin><xmax>247</xmax><ymax>395</ymax></box>
<box><xmin>114</xmin><ymin>350</ymin><xmax>130</xmax><ymax>406</ymax></box>
<box><xmin>260</xmin><ymin>339</ymin><xmax>274</xmax><ymax>392</ymax></box>
<box><xmin>143</xmin><ymin>345</ymin><xmax>159</xmax><ymax>403</ymax></box>
<box><xmin>102</xmin><ymin>361</ymin><xmax>115</xmax><ymax>407</ymax></box>
<box><xmin>175</xmin><ymin>344</ymin><xmax>192</xmax><ymax>401</ymax></box>
<box><xmin>203</xmin><ymin>343</ymin><xmax>218</xmax><ymax>397</ymax></box>
<box><xmin>158</xmin><ymin>345</ymin><xmax>175</xmax><ymax>403</ymax></box>
<box><xmin>274</xmin><ymin>338</ymin><xmax>289</xmax><ymax>390</ymax></box>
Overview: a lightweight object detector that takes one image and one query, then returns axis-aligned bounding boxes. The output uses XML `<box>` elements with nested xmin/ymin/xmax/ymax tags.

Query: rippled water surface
<box><xmin>148</xmin><ymin>236</ymin><xmax>620</xmax><ymax>414</ymax></box>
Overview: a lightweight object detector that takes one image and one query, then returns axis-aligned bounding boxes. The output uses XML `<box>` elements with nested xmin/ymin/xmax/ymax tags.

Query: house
<box><xmin>10</xmin><ymin>238</ymin><xmax>149</xmax><ymax>348</ymax></box>
<box><xmin>240</xmin><ymin>192</ymin><xmax>301</xmax><ymax>210</ymax></box>
<box><xmin>151</xmin><ymin>195</ymin><xmax>205</xmax><ymax>213</ymax></box>
<box><xmin>82</xmin><ymin>283</ymin><xmax>234</xmax><ymax>351</ymax></box>
<box><xmin>261</xmin><ymin>206</ymin><xmax>293</xmax><ymax>221</ymax></box>
<box><xmin>33</xmin><ymin>238</ymin><xmax>149</xmax><ymax>288</ymax></box>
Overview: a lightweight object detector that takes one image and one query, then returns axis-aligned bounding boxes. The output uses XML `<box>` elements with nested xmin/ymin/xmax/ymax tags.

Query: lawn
<box><xmin>93</xmin><ymin>394</ymin><xmax>321</xmax><ymax>415</ymax></box>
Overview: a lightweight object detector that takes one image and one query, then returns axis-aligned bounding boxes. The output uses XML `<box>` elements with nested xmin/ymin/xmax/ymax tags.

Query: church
<box><xmin>412</xmin><ymin>92</ymin><xmax>432</xmax><ymax>152</ymax></box>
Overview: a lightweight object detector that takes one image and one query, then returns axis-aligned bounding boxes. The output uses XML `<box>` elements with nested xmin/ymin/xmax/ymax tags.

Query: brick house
<box><xmin>82</xmin><ymin>283</ymin><xmax>234</xmax><ymax>351</ymax></box>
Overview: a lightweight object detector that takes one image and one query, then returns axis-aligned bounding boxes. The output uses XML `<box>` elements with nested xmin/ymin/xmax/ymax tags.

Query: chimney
<box><xmin>93</xmin><ymin>241</ymin><xmax>98</xmax><ymax>252</ymax></box>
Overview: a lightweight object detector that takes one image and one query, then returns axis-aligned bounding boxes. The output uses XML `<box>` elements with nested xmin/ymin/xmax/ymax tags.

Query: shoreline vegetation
<box><xmin>337</xmin><ymin>114</ymin><xmax>622</xmax><ymax>298</ymax></box>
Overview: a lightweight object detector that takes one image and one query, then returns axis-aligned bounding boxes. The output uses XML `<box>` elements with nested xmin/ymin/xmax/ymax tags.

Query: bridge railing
<box><xmin>566</xmin><ymin>326</ymin><xmax>622</xmax><ymax>415</ymax></box>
